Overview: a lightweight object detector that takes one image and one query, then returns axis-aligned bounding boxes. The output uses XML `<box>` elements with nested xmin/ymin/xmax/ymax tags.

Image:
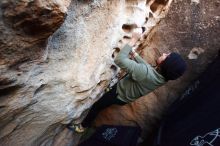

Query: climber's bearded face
<box><xmin>157</xmin><ymin>53</ymin><xmax>170</xmax><ymax>65</ymax></box>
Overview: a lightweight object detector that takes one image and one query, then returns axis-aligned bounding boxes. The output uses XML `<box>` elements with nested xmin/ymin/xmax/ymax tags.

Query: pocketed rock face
<box><xmin>2</xmin><ymin>0</ymin><xmax>219</xmax><ymax>145</ymax></box>
<box><xmin>95</xmin><ymin>0</ymin><xmax>220</xmax><ymax>141</ymax></box>
<box><xmin>0</xmin><ymin>0</ymin><xmax>174</xmax><ymax>146</ymax></box>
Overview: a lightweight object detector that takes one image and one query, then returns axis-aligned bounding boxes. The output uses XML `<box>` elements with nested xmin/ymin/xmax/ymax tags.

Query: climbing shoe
<box><xmin>67</xmin><ymin>123</ymin><xmax>85</xmax><ymax>133</ymax></box>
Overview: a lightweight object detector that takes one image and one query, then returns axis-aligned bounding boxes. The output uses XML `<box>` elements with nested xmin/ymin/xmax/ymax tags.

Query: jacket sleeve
<box><xmin>134</xmin><ymin>55</ymin><xmax>147</xmax><ymax>64</ymax></box>
<box><xmin>114</xmin><ymin>44</ymin><xmax>148</xmax><ymax>81</ymax></box>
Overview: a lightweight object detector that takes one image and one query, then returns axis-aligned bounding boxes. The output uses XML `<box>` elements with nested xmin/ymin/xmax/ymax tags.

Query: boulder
<box><xmin>1</xmin><ymin>0</ymin><xmax>219</xmax><ymax>146</ymax></box>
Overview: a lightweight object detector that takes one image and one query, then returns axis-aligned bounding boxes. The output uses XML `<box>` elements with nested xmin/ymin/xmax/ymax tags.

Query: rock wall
<box><xmin>0</xmin><ymin>0</ymin><xmax>72</xmax><ymax>145</ymax></box>
<box><xmin>95</xmin><ymin>0</ymin><xmax>220</xmax><ymax>142</ymax></box>
<box><xmin>0</xmin><ymin>0</ymin><xmax>173</xmax><ymax>146</ymax></box>
<box><xmin>1</xmin><ymin>0</ymin><xmax>219</xmax><ymax>146</ymax></box>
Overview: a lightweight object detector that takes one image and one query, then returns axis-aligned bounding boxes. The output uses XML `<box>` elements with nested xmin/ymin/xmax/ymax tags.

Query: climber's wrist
<box><xmin>130</xmin><ymin>48</ymin><xmax>138</xmax><ymax>57</ymax></box>
<box><xmin>132</xmin><ymin>51</ymin><xmax>138</xmax><ymax>57</ymax></box>
<box><xmin>128</xmin><ymin>40</ymin><xmax>136</xmax><ymax>47</ymax></box>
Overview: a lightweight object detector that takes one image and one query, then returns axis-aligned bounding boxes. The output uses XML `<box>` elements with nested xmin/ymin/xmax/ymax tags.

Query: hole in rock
<box><xmin>138</xmin><ymin>43</ymin><xmax>143</xmax><ymax>48</ymax></box>
<box><xmin>123</xmin><ymin>36</ymin><xmax>131</xmax><ymax>39</ymax></box>
<box><xmin>150</xmin><ymin>0</ymin><xmax>169</xmax><ymax>12</ymax></box>
<box><xmin>122</xmin><ymin>24</ymin><xmax>138</xmax><ymax>32</ymax></box>
<box><xmin>112</xmin><ymin>53</ymin><xmax>115</xmax><ymax>58</ymax></box>
<box><xmin>113</xmin><ymin>47</ymin><xmax>120</xmax><ymax>53</ymax></box>
<box><xmin>110</xmin><ymin>65</ymin><xmax>117</xmax><ymax>71</ymax></box>
<box><xmin>118</xmin><ymin>40</ymin><xmax>122</xmax><ymax>43</ymax></box>
<box><xmin>112</xmin><ymin>47</ymin><xmax>121</xmax><ymax>58</ymax></box>
<box><xmin>145</xmin><ymin>17</ymin><xmax>149</xmax><ymax>22</ymax></box>
<box><xmin>149</xmin><ymin>12</ymin><xmax>153</xmax><ymax>18</ymax></box>
<box><xmin>142</xmin><ymin>27</ymin><xmax>146</xmax><ymax>33</ymax></box>
<box><xmin>155</xmin><ymin>0</ymin><xmax>169</xmax><ymax>5</ymax></box>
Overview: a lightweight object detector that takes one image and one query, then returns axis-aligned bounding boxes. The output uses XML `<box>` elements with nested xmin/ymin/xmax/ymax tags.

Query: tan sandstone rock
<box><xmin>1</xmin><ymin>0</ymin><xmax>219</xmax><ymax>146</ymax></box>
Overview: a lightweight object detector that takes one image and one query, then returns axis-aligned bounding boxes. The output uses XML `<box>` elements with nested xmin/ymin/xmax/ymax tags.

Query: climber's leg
<box><xmin>81</xmin><ymin>84</ymin><xmax>126</xmax><ymax>128</ymax></box>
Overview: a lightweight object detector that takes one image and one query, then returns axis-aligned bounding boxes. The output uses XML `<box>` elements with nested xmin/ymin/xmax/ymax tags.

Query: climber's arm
<box><xmin>114</xmin><ymin>43</ymin><xmax>148</xmax><ymax>81</ymax></box>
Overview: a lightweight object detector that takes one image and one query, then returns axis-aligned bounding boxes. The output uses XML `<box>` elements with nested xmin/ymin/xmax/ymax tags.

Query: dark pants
<box><xmin>82</xmin><ymin>85</ymin><xmax>127</xmax><ymax>127</ymax></box>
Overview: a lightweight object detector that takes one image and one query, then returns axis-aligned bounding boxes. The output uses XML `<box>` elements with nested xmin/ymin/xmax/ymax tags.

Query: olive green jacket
<box><xmin>114</xmin><ymin>44</ymin><xmax>166</xmax><ymax>103</ymax></box>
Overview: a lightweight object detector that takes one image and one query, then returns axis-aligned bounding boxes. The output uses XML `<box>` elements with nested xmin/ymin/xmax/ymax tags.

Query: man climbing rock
<box><xmin>67</xmin><ymin>32</ymin><xmax>187</xmax><ymax>133</ymax></box>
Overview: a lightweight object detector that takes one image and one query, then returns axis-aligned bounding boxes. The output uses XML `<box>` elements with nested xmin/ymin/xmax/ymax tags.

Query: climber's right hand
<box><xmin>129</xmin><ymin>32</ymin><xmax>142</xmax><ymax>46</ymax></box>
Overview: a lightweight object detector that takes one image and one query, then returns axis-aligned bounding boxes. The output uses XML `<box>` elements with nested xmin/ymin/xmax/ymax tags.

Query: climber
<box><xmin>67</xmin><ymin>32</ymin><xmax>187</xmax><ymax>133</ymax></box>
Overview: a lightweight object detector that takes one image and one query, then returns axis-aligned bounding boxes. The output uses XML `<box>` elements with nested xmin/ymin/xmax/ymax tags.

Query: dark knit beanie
<box><xmin>160</xmin><ymin>52</ymin><xmax>187</xmax><ymax>80</ymax></box>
